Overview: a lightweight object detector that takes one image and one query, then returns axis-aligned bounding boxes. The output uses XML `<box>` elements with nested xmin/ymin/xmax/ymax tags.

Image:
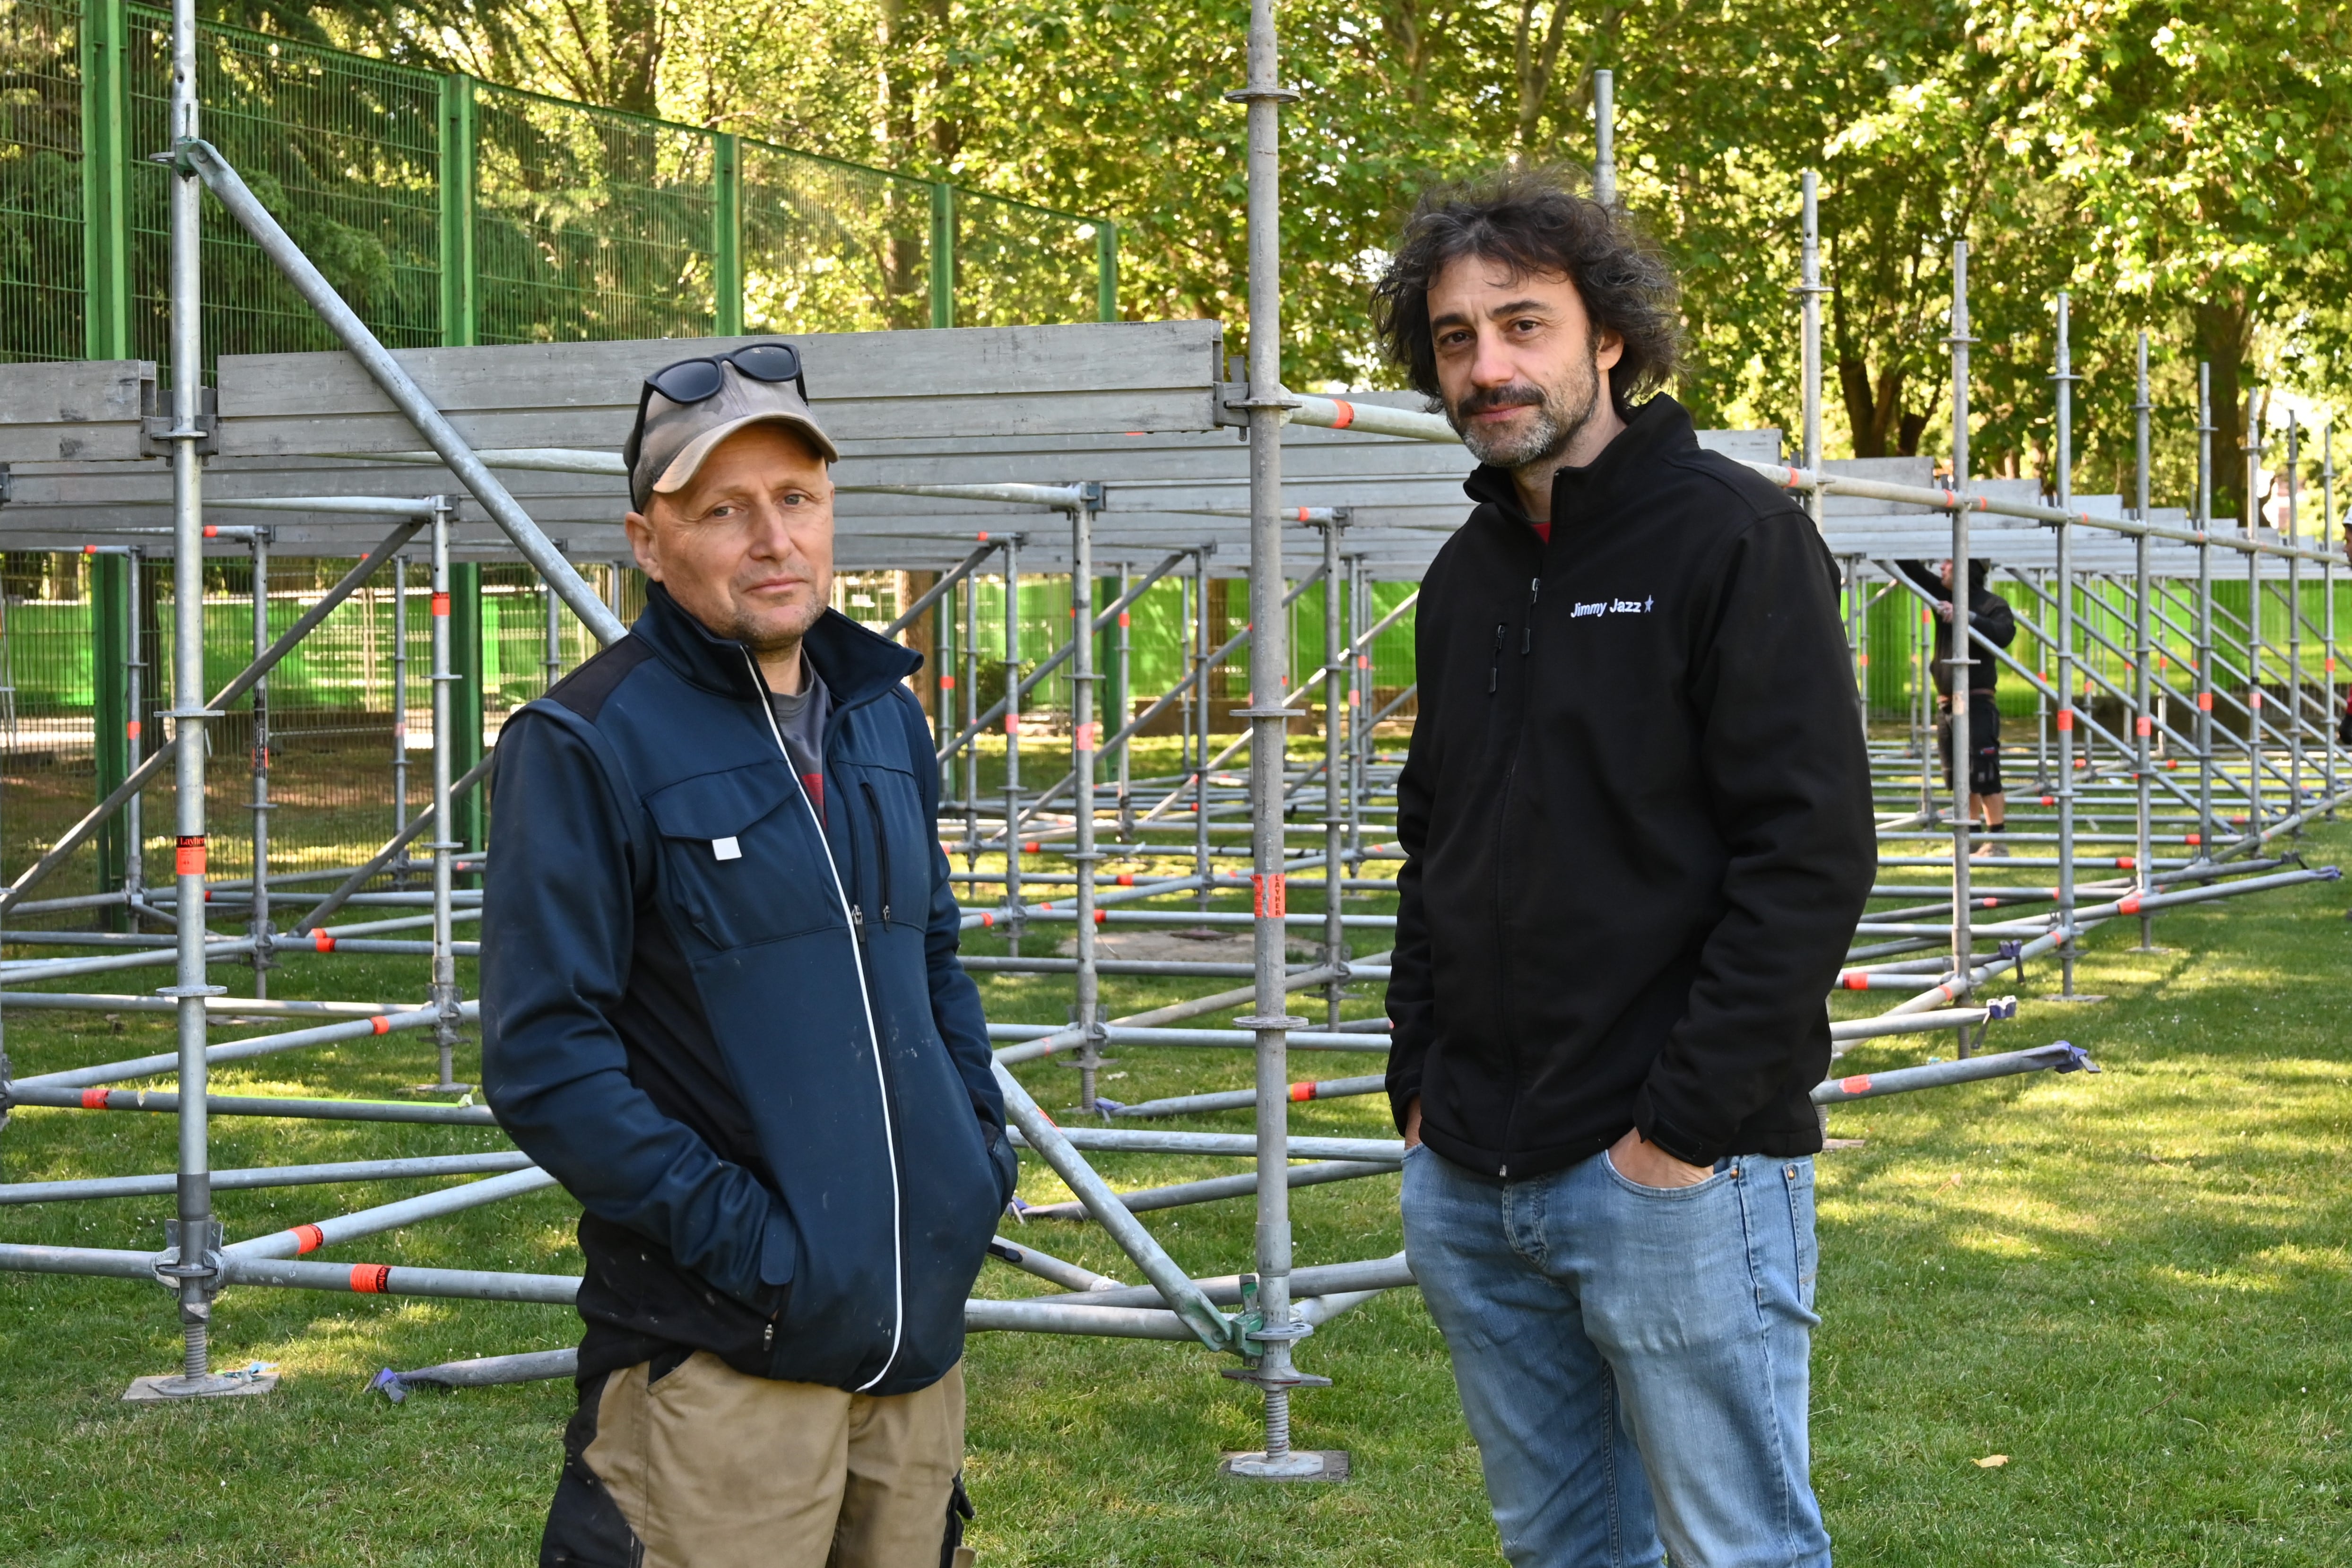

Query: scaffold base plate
<box><xmin>1221</xmin><ymin>1449</ymin><xmax>1349</xmax><ymax>1481</ymax></box>
<box><xmin>123</xmin><ymin>1369</ymin><xmax>279</xmax><ymax>1403</ymax></box>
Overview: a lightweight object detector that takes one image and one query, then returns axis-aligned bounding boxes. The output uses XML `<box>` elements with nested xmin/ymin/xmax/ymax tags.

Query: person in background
<box><xmin>481</xmin><ymin>342</ymin><xmax>1012</xmax><ymax>1568</ymax></box>
<box><xmin>1899</xmin><ymin>556</ymin><xmax>2017</xmax><ymax>856</ymax></box>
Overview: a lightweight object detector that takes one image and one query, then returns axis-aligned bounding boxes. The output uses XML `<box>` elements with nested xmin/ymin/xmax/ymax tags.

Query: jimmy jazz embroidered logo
<box><xmin>1570</xmin><ymin>596</ymin><xmax>1654</xmax><ymax>618</ymax></box>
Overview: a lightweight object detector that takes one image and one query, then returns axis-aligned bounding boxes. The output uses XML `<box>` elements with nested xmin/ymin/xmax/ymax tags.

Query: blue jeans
<box><xmin>1400</xmin><ymin>1143</ymin><xmax>1828</xmax><ymax>1568</ymax></box>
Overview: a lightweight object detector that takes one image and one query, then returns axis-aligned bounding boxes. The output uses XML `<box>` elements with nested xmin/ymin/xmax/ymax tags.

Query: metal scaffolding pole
<box><xmin>2052</xmin><ymin>295</ymin><xmax>2082</xmax><ymax>997</ymax></box>
<box><xmin>391</xmin><ymin>554</ymin><xmax>411</xmax><ymax>877</ymax></box>
<box><xmin>248</xmin><ymin>528</ymin><xmax>275</xmax><ymax>995</ymax></box>
<box><xmin>1349</xmin><ymin>556</ymin><xmax>1369</xmax><ymax>866</ymax></box>
<box><xmin>124</xmin><ymin>547</ymin><xmax>147</xmax><ymax>919</ymax></box>
<box><xmin>544</xmin><ymin>544</ymin><xmax>565</xmax><ymax>693</ymax></box>
<box><xmin>2196</xmin><ymin>365</ymin><xmax>2217</xmax><ymax>854</ymax></box>
<box><xmin>127</xmin><ymin>0</ymin><xmax>252</xmax><ymax>1400</ymax></box>
<box><xmin>1002</xmin><ymin>536</ymin><xmax>1024</xmax><ymax>955</ymax></box>
<box><xmin>2245</xmin><ymin>400</ymin><xmax>2266</xmax><ymax>834</ymax></box>
<box><xmin>2285</xmin><ymin>412</ymin><xmax>2305</xmax><ymax>829</ymax></box>
<box><xmin>1947</xmin><ymin>241</ymin><xmax>1974</xmax><ymax>1027</ymax></box>
<box><xmin>962</xmin><ymin>561</ymin><xmax>980</xmax><ymax>849</ymax></box>
<box><xmin>1318</xmin><ymin>518</ymin><xmax>1347</xmax><ymax>1028</ymax></box>
<box><xmin>1193</xmin><ymin>550</ymin><xmax>1213</xmax><ymax>911</ymax></box>
<box><xmin>1223</xmin><ymin>0</ymin><xmax>1332</xmax><ymax>1480</ymax></box>
<box><xmin>1592</xmin><ymin>69</ymin><xmax>1615</xmax><ymax>207</ymax></box>
<box><xmin>1071</xmin><ymin>493</ymin><xmax>1108</xmax><ymax>1112</ymax></box>
<box><xmin>2326</xmin><ymin>423</ymin><xmax>2342</xmax><ymax>818</ymax></box>
<box><xmin>1115</xmin><ymin>561</ymin><xmax>1135</xmax><ymax>839</ymax></box>
<box><xmin>2031</xmin><ymin>567</ymin><xmax>2051</xmax><ymax>790</ymax></box>
<box><xmin>425</xmin><ymin>498</ymin><xmax>466</xmax><ymax>1093</ymax></box>
<box><xmin>2133</xmin><ymin>335</ymin><xmax>2157</xmax><ymax>947</ymax></box>
<box><xmin>1799</xmin><ymin>172</ymin><xmax>1825</xmax><ymax>532</ymax></box>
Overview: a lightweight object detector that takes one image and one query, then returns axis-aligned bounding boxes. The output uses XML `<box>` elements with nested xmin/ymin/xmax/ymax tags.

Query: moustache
<box><xmin>1453</xmin><ymin>383</ymin><xmax>1547</xmax><ymax>418</ymax></box>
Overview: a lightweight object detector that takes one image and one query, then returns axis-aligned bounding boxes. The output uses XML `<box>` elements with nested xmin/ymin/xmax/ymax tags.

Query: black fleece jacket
<box><xmin>1896</xmin><ymin>559</ymin><xmax>2015</xmax><ymax>697</ymax></box>
<box><xmin>1385</xmin><ymin>395</ymin><xmax>1876</xmax><ymax>1176</ymax></box>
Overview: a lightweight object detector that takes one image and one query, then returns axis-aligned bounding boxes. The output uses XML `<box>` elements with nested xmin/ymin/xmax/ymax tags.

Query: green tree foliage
<box><xmin>279</xmin><ymin>0</ymin><xmax>2348</xmax><ymax>503</ymax></box>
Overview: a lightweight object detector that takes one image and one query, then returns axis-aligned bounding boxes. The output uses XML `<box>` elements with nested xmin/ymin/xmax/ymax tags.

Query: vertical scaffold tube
<box><xmin>2196</xmin><ymin>365</ymin><xmax>2217</xmax><ymax>853</ymax></box>
<box><xmin>428</xmin><ymin>500</ymin><xmax>464</xmax><ymax>1092</ymax></box>
<box><xmin>1193</xmin><ymin>550</ymin><xmax>1213</xmax><ymax>910</ymax></box>
<box><xmin>391</xmin><ymin>554</ymin><xmax>410</xmax><ymax>858</ymax></box>
<box><xmin>544</xmin><ymin>548</ymin><xmax>564</xmax><ymax>693</ymax></box>
<box><xmin>1320</xmin><ymin>519</ymin><xmax>1346</xmax><ymax>1028</ymax></box>
<box><xmin>2133</xmin><ymin>335</ymin><xmax>2156</xmax><ymax>945</ymax></box>
<box><xmin>2325</xmin><ymin>424</ymin><xmax>2340</xmax><ymax>818</ymax></box>
<box><xmin>1799</xmin><ymin>172</ymin><xmax>1824</xmax><ymax>531</ymax></box>
<box><xmin>1115</xmin><ymin>561</ymin><xmax>1134</xmax><ymax>838</ymax></box>
<box><xmin>2285</xmin><ymin>414</ymin><xmax>2304</xmax><ymax>830</ymax></box>
<box><xmin>2052</xmin><ymin>295</ymin><xmax>2080</xmax><ymax>995</ymax></box>
<box><xmin>248</xmin><ymin>528</ymin><xmax>272</xmax><ymax>996</ymax></box>
<box><xmin>2245</xmin><ymin>403</ymin><xmax>2265</xmax><ymax>835</ymax></box>
<box><xmin>1001</xmin><ymin>537</ymin><xmax>1024</xmax><ymax>953</ymax></box>
<box><xmin>1913</xmin><ymin>593</ymin><xmax>1931</xmax><ymax>820</ymax></box>
<box><xmin>1592</xmin><ymin>69</ymin><xmax>1615</xmax><ymax>208</ymax></box>
<box><xmin>2031</xmin><ymin>568</ymin><xmax>2050</xmax><ymax>790</ymax></box>
<box><xmin>962</xmin><ymin>563</ymin><xmax>979</xmax><ymax>849</ymax></box>
<box><xmin>1223</xmin><ymin>0</ymin><xmax>1325</xmax><ymax>1479</ymax></box>
<box><xmin>1947</xmin><ymin>241</ymin><xmax>1974</xmax><ymax>1030</ymax></box>
<box><xmin>1348</xmin><ymin>556</ymin><xmax>1368</xmax><ymax>866</ymax></box>
<box><xmin>151</xmin><ymin>0</ymin><xmax>232</xmax><ymax>1392</ymax></box>
<box><xmin>1071</xmin><ymin>499</ymin><xmax>1104</xmax><ymax>1112</ymax></box>
<box><xmin>125</xmin><ymin>548</ymin><xmax>146</xmax><ymax>915</ymax></box>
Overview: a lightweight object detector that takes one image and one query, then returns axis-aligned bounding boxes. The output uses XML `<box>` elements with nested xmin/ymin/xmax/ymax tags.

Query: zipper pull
<box><xmin>1490</xmin><ymin>622</ymin><xmax>1505</xmax><ymax>694</ymax></box>
<box><xmin>851</xmin><ymin>904</ymin><xmax>868</xmax><ymax>940</ymax></box>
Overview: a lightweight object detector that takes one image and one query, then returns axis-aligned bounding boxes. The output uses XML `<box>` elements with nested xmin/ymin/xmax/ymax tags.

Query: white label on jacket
<box><xmin>711</xmin><ymin>835</ymin><xmax>742</xmax><ymax>861</ymax></box>
<box><xmin>1572</xmin><ymin>596</ymin><xmax>1654</xmax><ymax>618</ymax></box>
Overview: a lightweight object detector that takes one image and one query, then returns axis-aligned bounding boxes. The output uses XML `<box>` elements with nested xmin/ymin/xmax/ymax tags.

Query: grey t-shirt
<box><xmin>765</xmin><ymin>660</ymin><xmax>832</xmax><ymax>821</ymax></box>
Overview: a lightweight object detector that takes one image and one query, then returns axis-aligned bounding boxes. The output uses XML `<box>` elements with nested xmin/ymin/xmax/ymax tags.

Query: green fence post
<box><xmin>714</xmin><ymin>132</ymin><xmax>743</xmax><ymax>335</ymax></box>
<box><xmin>929</xmin><ymin>183</ymin><xmax>955</xmax><ymax>329</ymax></box>
<box><xmin>79</xmin><ymin>0</ymin><xmax>130</xmax><ymax>359</ymax></box>
<box><xmin>91</xmin><ymin>553</ymin><xmax>130</xmax><ymax>914</ymax></box>
<box><xmin>448</xmin><ymin>563</ymin><xmax>485</xmax><ymax>855</ymax></box>
<box><xmin>1096</xmin><ymin>219</ymin><xmax>1119</xmax><ymax>323</ymax></box>
<box><xmin>439</xmin><ymin>75</ymin><xmax>478</xmax><ymax>347</ymax></box>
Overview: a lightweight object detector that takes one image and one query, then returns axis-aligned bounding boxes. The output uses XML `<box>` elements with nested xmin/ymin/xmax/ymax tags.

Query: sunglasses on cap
<box><xmin>623</xmin><ymin>342</ymin><xmax>808</xmax><ymax>468</ymax></box>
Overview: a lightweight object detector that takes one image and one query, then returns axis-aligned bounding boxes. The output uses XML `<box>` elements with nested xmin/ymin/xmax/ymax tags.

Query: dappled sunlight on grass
<box><xmin>0</xmin><ymin>826</ymin><xmax>2344</xmax><ymax>1562</ymax></box>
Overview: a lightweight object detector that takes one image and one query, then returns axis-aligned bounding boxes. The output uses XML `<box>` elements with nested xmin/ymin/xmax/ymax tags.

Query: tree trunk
<box><xmin>2194</xmin><ymin>293</ymin><xmax>2252</xmax><ymax>527</ymax></box>
<box><xmin>1838</xmin><ymin>359</ymin><xmax>1911</xmax><ymax>459</ymax></box>
<box><xmin>897</xmin><ymin>571</ymin><xmax>939</xmax><ymax>720</ymax></box>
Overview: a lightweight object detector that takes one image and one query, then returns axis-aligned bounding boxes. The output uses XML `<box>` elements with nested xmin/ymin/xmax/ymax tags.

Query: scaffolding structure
<box><xmin>0</xmin><ymin>0</ymin><xmax>2343</xmax><ymax>1488</ymax></box>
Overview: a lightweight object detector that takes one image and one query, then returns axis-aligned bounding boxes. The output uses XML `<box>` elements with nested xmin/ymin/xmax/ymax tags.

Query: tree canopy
<box><xmin>283</xmin><ymin>0</ymin><xmax>2351</xmax><ymax>512</ymax></box>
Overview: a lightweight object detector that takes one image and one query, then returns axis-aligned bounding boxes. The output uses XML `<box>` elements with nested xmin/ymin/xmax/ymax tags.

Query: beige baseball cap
<box><xmin>625</xmin><ymin>345</ymin><xmax>838</xmax><ymax>512</ymax></box>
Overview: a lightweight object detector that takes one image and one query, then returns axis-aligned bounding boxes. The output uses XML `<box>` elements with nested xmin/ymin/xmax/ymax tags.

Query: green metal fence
<box><xmin>0</xmin><ymin>0</ymin><xmax>1116</xmax><ymax>366</ymax></box>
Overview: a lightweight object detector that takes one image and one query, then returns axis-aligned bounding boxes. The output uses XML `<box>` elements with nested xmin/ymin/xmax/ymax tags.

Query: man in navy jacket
<box><xmin>482</xmin><ymin>344</ymin><xmax>1013</xmax><ymax>1568</ymax></box>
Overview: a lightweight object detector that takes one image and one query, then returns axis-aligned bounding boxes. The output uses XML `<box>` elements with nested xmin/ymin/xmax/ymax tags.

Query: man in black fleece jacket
<box><xmin>1371</xmin><ymin>172</ymin><xmax>1875</xmax><ymax>1567</ymax></box>
<box><xmin>1898</xmin><ymin>556</ymin><xmax>2018</xmax><ymax>853</ymax></box>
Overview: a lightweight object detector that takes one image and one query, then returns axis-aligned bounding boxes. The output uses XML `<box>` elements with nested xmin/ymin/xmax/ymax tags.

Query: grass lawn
<box><xmin>0</xmin><ymin>816</ymin><xmax>2344</xmax><ymax>1565</ymax></box>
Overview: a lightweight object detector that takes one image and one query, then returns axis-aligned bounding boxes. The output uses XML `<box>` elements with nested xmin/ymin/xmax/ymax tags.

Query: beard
<box><xmin>1443</xmin><ymin>344</ymin><xmax>1605</xmax><ymax>473</ymax></box>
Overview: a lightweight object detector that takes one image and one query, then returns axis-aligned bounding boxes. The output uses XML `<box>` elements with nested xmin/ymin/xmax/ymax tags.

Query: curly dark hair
<box><xmin>1369</xmin><ymin>168</ymin><xmax>1682</xmax><ymax>406</ymax></box>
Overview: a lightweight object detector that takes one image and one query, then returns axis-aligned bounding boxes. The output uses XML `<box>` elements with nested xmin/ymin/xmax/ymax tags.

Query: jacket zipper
<box><xmin>843</xmin><ymin>780</ymin><xmax>868</xmax><ymax>939</ymax></box>
<box><xmin>743</xmin><ymin>650</ymin><xmax>905</xmax><ymax>1390</ymax></box>
<box><xmin>860</xmin><ymin>779</ymin><xmax>893</xmax><ymax>927</ymax></box>
<box><xmin>1489</xmin><ymin>572</ymin><xmax>1545</xmax><ymax>1176</ymax></box>
<box><xmin>1488</xmin><ymin>622</ymin><xmax>1506</xmax><ymax>694</ymax></box>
